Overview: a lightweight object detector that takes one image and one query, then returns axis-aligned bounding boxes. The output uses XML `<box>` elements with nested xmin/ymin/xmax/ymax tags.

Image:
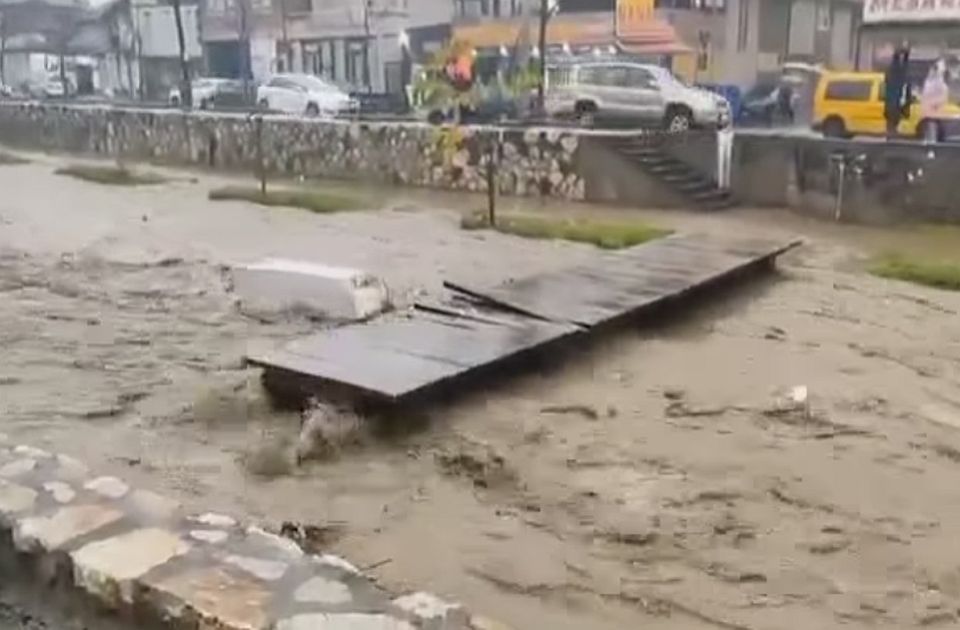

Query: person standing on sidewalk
<box><xmin>920</xmin><ymin>59</ymin><xmax>948</xmax><ymax>143</ymax></box>
<box><xmin>884</xmin><ymin>45</ymin><xmax>912</xmax><ymax>138</ymax></box>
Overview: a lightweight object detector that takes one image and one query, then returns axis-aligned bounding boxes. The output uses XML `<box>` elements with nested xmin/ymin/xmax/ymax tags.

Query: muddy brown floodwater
<box><xmin>3</xmin><ymin>152</ymin><xmax>960</xmax><ymax>630</ymax></box>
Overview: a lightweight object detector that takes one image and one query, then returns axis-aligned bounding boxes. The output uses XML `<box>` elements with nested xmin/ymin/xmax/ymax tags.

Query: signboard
<box><xmin>616</xmin><ymin>0</ymin><xmax>656</xmax><ymax>37</ymax></box>
<box><xmin>864</xmin><ymin>0</ymin><xmax>960</xmax><ymax>24</ymax></box>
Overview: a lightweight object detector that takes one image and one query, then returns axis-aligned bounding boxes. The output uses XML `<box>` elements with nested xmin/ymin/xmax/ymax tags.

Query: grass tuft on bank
<box><xmin>461</xmin><ymin>211</ymin><xmax>671</xmax><ymax>250</ymax></box>
<box><xmin>870</xmin><ymin>253</ymin><xmax>960</xmax><ymax>291</ymax></box>
<box><xmin>55</xmin><ymin>164</ymin><xmax>167</xmax><ymax>186</ymax></box>
<box><xmin>0</xmin><ymin>152</ymin><xmax>29</xmax><ymax>165</ymax></box>
<box><xmin>208</xmin><ymin>185</ymin><xmax>366</xmax><ymax>214</ymax></box>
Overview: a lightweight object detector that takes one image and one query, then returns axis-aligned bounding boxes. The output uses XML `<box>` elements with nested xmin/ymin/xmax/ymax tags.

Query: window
<box><xmin>287</xmin><ymin>0</ymin><xmax>311</xmax><ymax>13</ymax></box>
<box><xmin>626</xmin><ymin>66</ymin><xmax>657</xmax><ymax>88</ymax></box>
<box><xmin>824</xmin><ymin>80</ymin><xmax>872</xmax><ymax>101</ymax></box>
<box><xmin>578</xmin><ymin>66</ymin><xmax>603</xmax><ymax>85</ymax></box>
<box><xmin>736</xmin><ymin>0</ymin><xmax>750</xmax><ymax>51</ymax></box>
<box><xmin>605</xmin><ymin>66</ymin><xmax>630</xmax><ymax>87</ymax></box>
<box><xmin>816</xmin><ymin>2</ymin><xmax>831</xmax><ymax>31</ymax></box>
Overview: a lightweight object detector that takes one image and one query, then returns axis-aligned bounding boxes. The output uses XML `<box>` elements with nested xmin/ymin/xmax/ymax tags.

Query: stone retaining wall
<box><xmin>0</xmin><ymin>435</ymin><xmax>499</xmax><ymax>630</ymax></box>
<box><xmin>733</xmin><ymin>132</ymin><xmax>960</xmax><ymax>224</ymax></box>
<box><xmin>0</xmin><ymin>103</ymin><xmax>586</xmax><ymax>200</ymax></box>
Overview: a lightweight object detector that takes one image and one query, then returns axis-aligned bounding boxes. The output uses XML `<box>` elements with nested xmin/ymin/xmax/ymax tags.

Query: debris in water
<box><xmin>540</xmin><ymin>404</ymin><xmax>599</xmax><ymax>420</ymax></box>
<box><xmin>241</xmin><ymin>437</ymin><xmax>296</xmax><ymax>478</ymax></box>
<box><xmin>435</xmin><ymin>437</ymin><xmax>515</xmax><ymax>489</ymax></box>
<box><xmin>296</xmin><ymin>400</ymin><xmax>365</xmax><ymax>463</ymax></box>
<box><xmin>279</xmin><ymin>520</ymin><xmax>345</xmax><ymax>553</ymax></box>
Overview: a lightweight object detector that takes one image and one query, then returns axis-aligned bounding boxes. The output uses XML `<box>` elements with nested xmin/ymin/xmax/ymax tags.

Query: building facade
<box><xmin>718</xmin><ymin>0</ymin><xmax>861</xmax><ymax>87</ymax></box>
<box><xmin>201</xmin><ymin>0</ymin><xmax>452</xmax><ymax>93</ymax></box>
<box><xmin>857</xmin><ymin>0</ymin><xmax>960</xmax><ymax>78</ymax></box>
<box><xmin>450</xmin><ymin>0</ymin><xmax>861</xmax><ymax>88</ymax></box>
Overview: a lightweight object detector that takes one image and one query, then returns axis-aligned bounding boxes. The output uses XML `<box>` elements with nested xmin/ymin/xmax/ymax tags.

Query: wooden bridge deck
<box><xmin>246</xmin><ymin>234</ymin><xmax>800</xmax><ymax>403</ymax></box>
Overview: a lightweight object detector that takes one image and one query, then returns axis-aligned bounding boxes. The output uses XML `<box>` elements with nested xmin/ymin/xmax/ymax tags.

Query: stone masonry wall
<box><xmin>0</xmin><ymin>103</ymin><xmax>586</xmax><ymax>200</ymax></box>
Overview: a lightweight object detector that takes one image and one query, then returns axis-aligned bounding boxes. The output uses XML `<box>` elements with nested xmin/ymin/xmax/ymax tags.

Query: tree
<box><xmin>171</xmin><ymin>0</ymin><xmax>192</xmax><ymax>107</ymax></box>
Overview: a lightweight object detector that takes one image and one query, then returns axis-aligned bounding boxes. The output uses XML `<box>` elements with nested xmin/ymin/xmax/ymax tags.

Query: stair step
<box><xmin>676</xmin><ymin>180</ymin><xmax>714</xmax><ymax>192</ymax></box>
<box><xmin>661</xmin><ymin>173</ymin><xmax>701</xmax><ymax>183</ymax></box>
<box><xmin>692</xmin><ymin>191</ymin><xmax>733</xmax><ymax>204</ymax></box>
<box><xmin>646</xmin><ymin>163</ymin><xmax>681</xmax><ymax>172</ymax></box>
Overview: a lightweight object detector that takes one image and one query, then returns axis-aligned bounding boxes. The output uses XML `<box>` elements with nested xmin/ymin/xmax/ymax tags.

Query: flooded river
<box><xmin>3</xmin><ymin>152</ymin><xmax>960</xmax><ymax>629</ymax></box>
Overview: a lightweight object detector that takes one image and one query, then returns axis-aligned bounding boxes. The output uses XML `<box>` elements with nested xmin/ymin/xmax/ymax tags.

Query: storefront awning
<box><xmin>453</xmin><ymin>14</ymin><xmax>612</xmax><ymax>48</ymax></box>
<box><xmin>453</xmin><ymin>12</ymin><xmax>690</xmax><ymax>55</ymax></box>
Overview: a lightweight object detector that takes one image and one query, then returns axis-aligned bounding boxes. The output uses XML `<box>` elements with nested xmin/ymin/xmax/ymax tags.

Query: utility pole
<box><xmin>0</xmin><ymin>13</ymin><xmax>6</xmax><ymax>86</ymax></box>
<box><xmin>239</xmin><ymin>0</ymin><xmax>250</xmax><ymax>96</ymax></box>
<box><xmin>363</xmin><ymin>0</ymin><xmax>372</xmax><ymax>91</ymax></box>
<box><xmin>536</xmin><ymin>0</ymin><xmax>556</xmax><ymax>115</ymax></box>
<box><xmin>279</xmin><ymin>0</ymin><xmax>290</xmax><ymax>71</ymax></box>
<box><xmin>171</xmin><ymin>0</ymin><xmax>192</xmax><ymax>107</ymax></box>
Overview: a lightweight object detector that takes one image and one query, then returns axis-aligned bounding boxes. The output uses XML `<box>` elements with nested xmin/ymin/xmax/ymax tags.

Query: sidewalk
<box><xmin>0</xmin><ymin>435</ymin><xmax>501</xmax><ymax>630</ymax></box>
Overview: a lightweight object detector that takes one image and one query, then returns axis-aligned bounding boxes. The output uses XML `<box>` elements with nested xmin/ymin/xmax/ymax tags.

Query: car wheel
<box><xmin>305</xmin><ymin>102</ymin><xmax>320</xmax><ymax>117</ymax></box>
<box><xmin>258</xmin><ymin>99</ymin><xmax>269</xmax><ymax>111</ymax></box>
<box><xmin>427</xmin><ymin>109</ymin><xmax>446</xmax><ymax>125</ymax></box>
<box><xmin>664</xmin><ymin>107</ymin><xmax>692</xmax><ymax>133</ymax></box>
<box><xmin>822</xmin><ymin>116</ymin><xmax>847</xmax><ymax>139</ymax></box>
<box><xmin>574</xmin><ymin>101</ymin><xmax>597</xmax><ymax>127</ymax></box>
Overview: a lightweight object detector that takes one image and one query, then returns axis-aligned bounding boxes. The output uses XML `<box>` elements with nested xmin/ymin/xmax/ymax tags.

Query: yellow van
<box><xmin>812</xmin><ymin>70</ymin><xmax>960</xmax><ymax>139</ymax></box>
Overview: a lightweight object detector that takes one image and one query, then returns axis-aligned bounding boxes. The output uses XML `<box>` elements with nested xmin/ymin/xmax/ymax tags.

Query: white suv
<box><xmin>257</xmin><ymin>74</ymin><xmax>358</xmax><ymax>118</ymax></box>
<box><xmin>546</xmin><ymin>61</ymin><xmax>729</xmax><ymax>131</ymax></box>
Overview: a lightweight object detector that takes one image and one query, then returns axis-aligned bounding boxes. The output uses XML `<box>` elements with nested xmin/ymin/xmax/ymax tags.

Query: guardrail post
<box><xmin>486</xmin><ymin>133</ymin><xmax>498</xmax><ymax>227</ymax></box>
<box><xmin>252</xmin><ymin>113</ymin><xmax>267</xmax><ymax>195</ymax></box>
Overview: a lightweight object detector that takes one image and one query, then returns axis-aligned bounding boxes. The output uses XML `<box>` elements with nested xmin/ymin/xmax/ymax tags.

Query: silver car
<box><xmin>545</xmin><ymin>61</ymin><xmax>729</xmax><ymax>131</ymax></box>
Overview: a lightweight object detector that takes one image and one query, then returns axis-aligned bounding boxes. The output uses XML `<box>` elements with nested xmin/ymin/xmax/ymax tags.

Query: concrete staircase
<box><xmin>605</xmin><ymin>135</ymin><xmax>736</xmax><ymax>211</ymax></box>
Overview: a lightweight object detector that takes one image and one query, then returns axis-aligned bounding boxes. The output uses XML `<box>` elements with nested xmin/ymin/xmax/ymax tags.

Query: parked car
<box><xmin>26</xmin><ymin>76</ymin><xmax>71</xmax><ymax>99</ymax></box>
<box><xmin>169</xmin><ymin>78</ymin><xmax>250</xmax><ymax>110</ymax></box>
<box><xmin>813</xmin><ymin>70</ymin><xmax>960</xmax><ymax>140</ymax></box>
<box><xmin>545</xmin><ymin>61</ymin><xmax>730</xmax><ymax>131</ymax></box>
<box><xmin>256</xmin><ymin>74</ymin><xmax>358</xmax><ymax>117</ymax></box>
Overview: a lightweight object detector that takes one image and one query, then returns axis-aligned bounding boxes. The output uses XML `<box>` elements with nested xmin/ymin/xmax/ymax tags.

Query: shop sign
<box><xmin>865</xmin><ymin>0</ymin><xmax>960</xmax><ymax>23</ymax></box>
<box><xmin>617</xmin><ymin>0</ymin><xmax>656</xmax><ymax>36</ymax></box>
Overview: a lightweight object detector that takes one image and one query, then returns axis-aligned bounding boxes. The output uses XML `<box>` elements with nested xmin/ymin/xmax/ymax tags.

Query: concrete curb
<box><xmin>0</xmin><ymin>436</ymin><xmax>501</xmax><ymax>630</ymax></box>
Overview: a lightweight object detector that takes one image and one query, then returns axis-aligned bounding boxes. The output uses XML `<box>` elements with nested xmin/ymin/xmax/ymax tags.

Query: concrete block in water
<box><xmin>231</xmin><ymin>259</ymin><xmax>389</xmax><ymax>321</ymax></box>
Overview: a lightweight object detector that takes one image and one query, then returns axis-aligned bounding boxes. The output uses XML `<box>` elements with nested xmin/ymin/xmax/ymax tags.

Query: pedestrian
<box><xmin>920</xmin><ymin>59</ymin><xmax>948</xmax><ymax>143</ymax></box>
<box><xmin>884</xmin><ymin>45</ymin><xmax>912</xmax><ymax>138</ymax></box>
<box><xmin>777</xmin><ymin>81</ymin><xmax>795</xmax><ymax>125</ymax></box>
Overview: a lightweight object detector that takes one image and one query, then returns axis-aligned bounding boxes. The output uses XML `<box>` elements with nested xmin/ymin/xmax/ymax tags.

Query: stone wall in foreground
<box><xmin>0</xmin><ymin>436</ymin><xmax>494</xmax><ymax>630</ymax></box>
<box><xmin>0</xmin><ymin>103</ymin><xmax>587</xmax><ymax>200</ymax></box>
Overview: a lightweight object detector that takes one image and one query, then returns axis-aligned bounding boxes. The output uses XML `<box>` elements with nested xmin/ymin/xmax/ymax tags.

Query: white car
<box><xmin>169</xmin><ymin>79</ymin><xmax>219</xmax><ymax>108</ymax></box>
<box><xmin>169</xmin><ymin>78</ymin><xmax>247</xmax><ymax>109</ymax></box>
<box><xmin>546</xmin><ymin>61</ymin><xmax>729</xmax><ymax>131</ymax></box>
<box><xmin>257</xmin><ymin>74</ymin><xmax>358</xmax><ymax>117</ymax></box>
